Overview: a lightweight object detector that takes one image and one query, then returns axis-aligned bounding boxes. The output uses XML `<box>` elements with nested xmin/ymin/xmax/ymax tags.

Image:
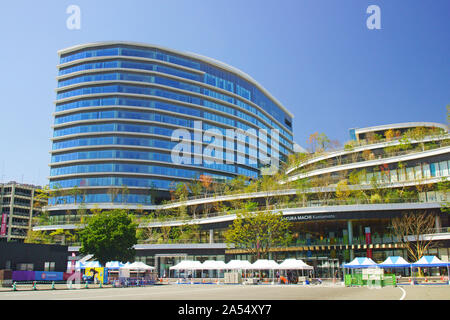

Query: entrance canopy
<box><xmin>378</xmin><ymin>256</ymin><xmax>411</xmax><ymax>268</ymax></box>
<box><xmin>169</xmin><ymin>260</ymin><xmax>203</xmax><ymax>271</ymax></box>
<box><xmin>412</xmin><ymin>256</ymin><xmax>449</xmax><ymax>267</ymax></box>
<box><xmin>251</xmin><ymin>259</ymin><xmax>280</xmax><ymax>270</ymax></box>
<box><xmin>226</xmin><ymin>260</ymin><xmax>253</xmax><ymax>270</ymax></box>
<box><xmin>278</xmin><ymin>259</ymin><xmax>313</xmax><ymax>270</ymax></box>
<box><xmin>343</xmin><ymin>257</ymin><xmax>377</xmax><ymax>269</ymax></box>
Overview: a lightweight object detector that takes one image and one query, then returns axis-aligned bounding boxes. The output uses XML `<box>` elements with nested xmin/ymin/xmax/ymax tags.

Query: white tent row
<box><xmin>169</xmin><ymin>259</ymin><xmax>313</xmax><ymax>271</ymax></box>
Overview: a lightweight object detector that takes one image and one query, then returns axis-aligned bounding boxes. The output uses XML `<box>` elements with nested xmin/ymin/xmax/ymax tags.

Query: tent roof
<box><xmin>226</xmin><ymin>260</ymin><xmax>253</xmax><ymax>270</ymax></box>
<box><xmin>105</xmin><ymin>261</ymin><xmax>125</xmax><ymax>269</ymax></box>
<box><xmin>278</xmin><ymin>259</ymin><xmax>313</xmax><ymax>270</ymax></box>
<box><xmin>378</xmin><ymin>256</ymin><xmax>411</xmax><ymax>268</ymax></box>
<box><xmin>343</xmin><ymin>257</ymin><xmax>377</xmax><ymax>269</ymax></box>
<box><xmin>122</xmin><ymin>261</ymin><xmax>154</xmax><ymax>270</ymax></box>
<box><xmin>201</xmin><ymin>260</ymin><xmax>227</xmax><ymax>270</ymax></box>
<box><xmin>251</xmin><ymin>259</ymin><xmax>280</xmax><ymax>270</ymax></box>
<box><xmin>169</xmin><ymin>260</ymin><xmax>203</xmax><ymax>270</ymax></box>
<box><xmin>412</xmin><ymin>256</ymin><xmax>449</xmax><ymax>267</ymax></box>
<box><xmin>82</xmin><ymin>261</ymin><xmax>101</xmax><ymax>268</ymax></box>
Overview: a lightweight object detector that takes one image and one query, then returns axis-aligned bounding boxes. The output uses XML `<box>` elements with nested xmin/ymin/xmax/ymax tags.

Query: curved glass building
<box><xmin>50</xmin><ymin>42</ymin><xmax>294</xmax><ymax>206</ymax></box>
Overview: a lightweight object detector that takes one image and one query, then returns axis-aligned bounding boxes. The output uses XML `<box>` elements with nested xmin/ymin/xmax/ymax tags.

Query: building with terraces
<box><xmin>36</xmin><ymin>118</ymin><xmax>450</xmax><ymax>277</ymax></box>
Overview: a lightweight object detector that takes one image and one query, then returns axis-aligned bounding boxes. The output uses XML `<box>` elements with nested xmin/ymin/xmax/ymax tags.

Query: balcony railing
<box><xmin>35</xmin><ymin>196</ymin><xmax>444</xmax><ymax>227</ymax></box>
<box><xmin>287</xmin><ymin>134</ymin><xmax>449</xmax><ymax>174</ymax></box>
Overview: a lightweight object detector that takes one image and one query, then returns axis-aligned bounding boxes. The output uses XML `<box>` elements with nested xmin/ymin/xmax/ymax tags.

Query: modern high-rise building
<box><xmin>49</xmin><ymin>42</ymin><xmax>294</xmax><ymax>207</ymax></box>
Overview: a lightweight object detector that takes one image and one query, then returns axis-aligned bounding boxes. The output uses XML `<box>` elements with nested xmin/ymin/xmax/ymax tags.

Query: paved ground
<box><xmin>0</xmin><ymin>283</ymin><xmax>448</xmax><ymax>300</ymax></box>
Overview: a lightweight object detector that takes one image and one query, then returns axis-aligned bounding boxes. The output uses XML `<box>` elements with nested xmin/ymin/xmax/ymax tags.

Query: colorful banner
<box><xmin>35</xmin><ymin>271</ymin><xmax>64</xmax><ymax>281</ymax></box>
<box><xmin>365</xmin><ymin>227</ymin><xmax>372</xmax><ymax>259</ymax></box>
<box><xmin>12</xmin><ymin>271</ymin><xmax>35</xmax><ymax>281</ymax></box>
<box><xmin>84</xmin><ymin>267</ymin><xmax>108</xmax><ymax>284</ymax></box>
<box><xmin>0</xmin><ymin>213</ymin><xmax>7</xmax><ymax>236</ymax></box>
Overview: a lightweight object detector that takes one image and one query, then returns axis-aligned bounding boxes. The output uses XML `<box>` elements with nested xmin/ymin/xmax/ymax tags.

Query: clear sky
<box><xmin>0</xmin><ymin>0</ymin><xmax>448</xmax><ymax>186</ymax></box>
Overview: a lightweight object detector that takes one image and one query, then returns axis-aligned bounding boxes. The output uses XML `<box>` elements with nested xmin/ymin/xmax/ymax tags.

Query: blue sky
<box><xmin>0</xmin><ymin>0</ymin><xmax>448</xmax><ymax>186</ymax></box>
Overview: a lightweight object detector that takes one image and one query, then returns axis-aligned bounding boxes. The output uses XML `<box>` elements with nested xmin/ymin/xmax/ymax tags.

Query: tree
<box><xmin>437</xmin><ymin>177</ymin><xmax>450</xmax><ymax>213</ymax></box>
<box><xmin>188</xmin><ymin>180</ymin><xmax>203</xmax><ymax>218</ymax></box>
<box><xmin>306</xmin><ymin>132</ymin><xmax>334</xmax><ymax>154</ymax></box>
<box><xmin>335</xmin><ymin>179</ymin><xmax>351</xmax><ymax>202</ymax></box>
<box><xmin>224</xmin><ymin>206</ymin><xmax>292</xmax><ymax>260</ymax></box>
<box><xmin>390</xmin><ymin>212</ymin><xmax>436</xmax><ymax>265</ymax></box>
<box><xmin>107</xmin><ymin>188</ymin><xmax>120</xmax><ymax>204</ymax></box>
<box><xmin>120</xmin><ymin>185</ymin><xmax>130</xmax><ymax>204</ymax></box>
<box><xmin>384</xmin><ymin>129</ymin><xmax>395</xmax><ymax>141</ymax></box>
<box><xmin>199</xmin><ymin>174</ymin><xmax>213</xmax><ymax>197</ymax></box>
<box><xmin>259</xmin><ymin>175</ymin><xmax>278</xmax><ymax>209</ymax></box>
<box><xmin>78</xmin><ymin>209</ymin><xmax>137</xmax><ymax>265</ymax></box>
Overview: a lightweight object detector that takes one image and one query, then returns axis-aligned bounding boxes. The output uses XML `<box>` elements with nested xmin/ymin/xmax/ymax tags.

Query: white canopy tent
<box><xmin>278</xmin><ymin>259</ymin><xmax>313</xmax><ymax>270</ymax></box>
<box><xmin>118</xmin><ymin>261</ymin><xmax>155</xmax><ymax>279</ymax></box>
<box><xmin>169</xmin><ymin>260</ymin><xmax>203</xmax><ymax>271</ymax></box>
<box><xmin>121</xmin><ymin>262</ymin><xmax>155</xmax><ymax>270</ymax></box>
<box><xmin>226</xmin><ymin>260</ymin><xmax>253</xmax><ymax>270</ymax></box>
<box><xmin>105</xmin><ymin>261</ymin><xmax>125</xmax><ymax>270</ymax></box>
<box><xmin>412</xmin><ymin>256</ymin><xmax>449</xmax><ymax>285</ymax></box>
<box><xmin>378</xmin><ymin>256</ymin><xmax>411</xmax><ymax>268</ymax></box>
<box><xmin>201</xmin><ymin>260</ymin><xmax>227</xmax><ymax>270</ymax></box>
<box><xmin>412</xmin><ymin>256</ymin><xmax>448</xmax><ymax>267</ymax></box>
<box><xmin>82</xmin><ymin>261</ymin><xmax>102</xmax><ymax>268</ymax></box>
<box><xmin>199</xmin><ymin>260</ymin><xmax>227</xmax><ymax>280</ymax></box>
<box><xmin>249</xmin><ymin>260</ymin><xmax>280</xmax><ymax>284</ymax></box>
<box><xmin>169</xmin><ymin>260</ymin><xmax>203</xmax><ymax>280</ymax></box>
<box><xmin>251</xmin><ymin>259</ymin><xmax>280</xmax><ymax>270</ymax></box>
<box><xmin>343</xmin><ymin>257</ymin><xmax>377</xmax><ymax>269</ymax></box>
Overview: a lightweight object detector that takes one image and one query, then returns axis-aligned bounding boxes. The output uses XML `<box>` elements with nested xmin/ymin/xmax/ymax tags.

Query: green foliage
<box><xmin>370</xmin><ymin>193</ymin><xmax>382</xmax><ymax>203</ymax></box>
<box><xmin>398</xmin><ymin>136</ymin><xmax>412</xmax><ymax>151</ymax></box>
<box><xmin>78</xmin><ymin>209</ymin><xmax>137</xmax><ymax>265</ymax></box>
<box><xmin>344</xmin><ymin>142</ymin><xmax>354</xmax><ymax>151</ymax></box>
<box><xmin>335</xmin><ymin>179</ymin><xmax>350</xmax><ymax>200</ymax></box>
<box><xmin>437</xmin><ymin>177</ymin><xmax>450</xmax><ymax>213</ymax></box>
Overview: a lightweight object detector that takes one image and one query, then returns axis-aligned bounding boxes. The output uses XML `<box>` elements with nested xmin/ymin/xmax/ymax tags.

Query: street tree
<box><xmin>78</xmin><ymin>209</ymin><xmax>137</xmax><ymax>266</ymax></box>
<box><xmin>390</xmin><ymin>212</ymin><xmax>436</xmax><ymax>267</ymax></box>
<box><xmin>224</xmin><ymin>205</ymin><xmax>292</xmax><ymax>260</ymax></box>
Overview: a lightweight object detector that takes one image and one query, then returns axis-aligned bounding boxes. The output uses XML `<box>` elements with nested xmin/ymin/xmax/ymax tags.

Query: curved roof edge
<box><xmin>351</xmin><ymin>122</ymin><xmax>448</xmax><ymax>135</ymax></box>
<box><xmin>57</xmin><ymin>41</ymin><xmax>293</xmax><ymax>119</ymax></box>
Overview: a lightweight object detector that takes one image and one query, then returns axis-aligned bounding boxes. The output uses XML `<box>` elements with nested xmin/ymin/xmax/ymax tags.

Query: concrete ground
<box><xmin>0</xmin><ymin>283</ymin><xmax>448</xmax><ymax>300</ymax></box>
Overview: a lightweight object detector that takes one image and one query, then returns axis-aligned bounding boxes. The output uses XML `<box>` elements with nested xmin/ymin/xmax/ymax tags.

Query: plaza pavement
<box><xmin>0</xmin><ymin>283</ymin><xmax>448</xmax><ymax>300</ymax></box>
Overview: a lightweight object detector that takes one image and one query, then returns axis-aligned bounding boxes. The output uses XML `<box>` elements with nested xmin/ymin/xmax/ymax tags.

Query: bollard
<box><xmin>12</xmin><ymin>282</ymin><xmax>17</xmax><ymax>291</ymax></box>
<box><xmin>85</xmin><ymin>282</ymin><xmax>89</xmax><ymax>289</ymax></box>
<box><xmin>52</xmin><ymin>281</ymin><xmax>56</xmax><ymax>290</ymax></box>
<box><xmin>99</xmin><ymin>282</ymin><xmax>102</xmax><ymax>288</ymax></box>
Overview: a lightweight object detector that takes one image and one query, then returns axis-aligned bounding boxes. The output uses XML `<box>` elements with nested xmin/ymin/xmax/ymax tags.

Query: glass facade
<box><xmin>50</xmin><ymin>43</ymin><xmax>293</xmax><ymax>204</ymax></box>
